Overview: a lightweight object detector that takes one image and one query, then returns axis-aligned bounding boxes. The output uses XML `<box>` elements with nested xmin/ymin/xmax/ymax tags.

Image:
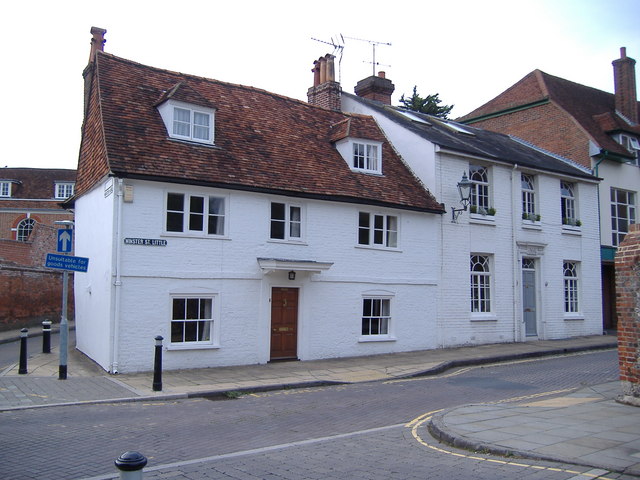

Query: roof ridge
<box><xmin>96</xmin><ymin>51</ymin><xmax>339</xmax><ymax>114</ymax></box>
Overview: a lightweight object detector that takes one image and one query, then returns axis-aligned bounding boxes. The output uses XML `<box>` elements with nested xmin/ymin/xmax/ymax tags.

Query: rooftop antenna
<box><xmin>343</xmin><ymin>35</ymin><xmax>391</xmax><ymax>76</ymax></box>
<box><xmin>311</xmin><ymin>35</ymin><xmax>345</xmax><ymax>83</ymax></box>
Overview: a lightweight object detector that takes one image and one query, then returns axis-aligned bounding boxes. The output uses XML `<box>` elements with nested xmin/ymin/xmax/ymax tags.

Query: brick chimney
<box><xmin>612</xmin><ymin>47</ymin><xmax>638</xmax><ymax>124</ymax></box>
<box><xmin>83</xmin><ymin>27</ymin><xmax>107</xmax><ymax>118</ymax></box>
<box><xmin>354</xmin><ymin>71</ymin><xmax>395</xmax><ymax>105</ymax></box>
<box><xmin>307</xmin><ymin>54</ymin><xmax>341</xmax><ymax>110</ymax></box>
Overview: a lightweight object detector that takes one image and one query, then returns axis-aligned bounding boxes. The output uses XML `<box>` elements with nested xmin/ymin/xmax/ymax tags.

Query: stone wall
<box><xmin>615</xmin><ymin>223</ymin><xmax>640</xmax><ymax>405</ymax></box>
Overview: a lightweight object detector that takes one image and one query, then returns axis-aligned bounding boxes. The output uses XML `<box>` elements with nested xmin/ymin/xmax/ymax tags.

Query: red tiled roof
<box><xmin>0</xmin><ymin>168</ymin><xmax>76</xmax><ymax>205</ymax></box>
<box><xmin>459</xmin><ymin>70</ymin><xmax>640</xmax><ymax>159</ymax></box>
<box><xmin>78</xmin><ymin>52</ymin><xmax>443</xmax><ymax>213</ymax></box>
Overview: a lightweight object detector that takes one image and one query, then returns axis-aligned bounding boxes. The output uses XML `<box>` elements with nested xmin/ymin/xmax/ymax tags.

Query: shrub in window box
<box><xmin>522</xmin><ymin>213</ymin><xmax>540</xmax><ymax>221</ymax></box>
<box><xmin>563</xmin><ymin>218</ymin><xmax>582</xmax><ymax>227</ymax></box>
<box><xmin>487</xmin><ymin>207</ymin><xmax>496</xmax><ymax>216</ymax></box>
<box><xmin>469</xmin><ymin>205</ymin><xmax>478</xmax><ymax>214</ymax></box>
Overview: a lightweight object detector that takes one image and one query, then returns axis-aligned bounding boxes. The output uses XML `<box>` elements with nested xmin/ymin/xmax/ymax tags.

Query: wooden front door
<box><xmin>270</xmin><ymin>287</ymin><xmax>299</xmax><ymax>360</ymax></box>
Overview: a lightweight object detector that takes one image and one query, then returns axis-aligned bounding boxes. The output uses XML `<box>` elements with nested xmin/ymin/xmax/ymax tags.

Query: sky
<box><xmin>2</xmin><ymin>0</ymin><xmax>639</xmax><ymax>170</ymax></box>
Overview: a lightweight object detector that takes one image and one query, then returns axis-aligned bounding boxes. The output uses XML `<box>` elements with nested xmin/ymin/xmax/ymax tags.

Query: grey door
<box><xmin>522</xmin><ymin>261</ymin><xmax>537</xmax><ymax>336</ymax></box>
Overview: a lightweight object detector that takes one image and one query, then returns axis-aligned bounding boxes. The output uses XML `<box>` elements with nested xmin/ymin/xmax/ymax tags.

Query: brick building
<box><xmin>0</xmin><ymin>168</ymin><xmax>76</xmax><ymax>330</ymax></box>
<box><xmin>459</xmin><ymin>48</ymin><xmax>640</xmax><ymax>332</ymax></box>
<box><xmin>615</xmin><ymin>223</ymin><xmax>640</xmax><ymax>406</ymax></box>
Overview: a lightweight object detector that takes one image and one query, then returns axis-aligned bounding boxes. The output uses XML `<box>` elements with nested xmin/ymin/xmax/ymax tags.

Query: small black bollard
<box><xmin>152</xmin><ymin>335</ymin><xmax>163</xmax><ymax>392</ymax></box>
<box><xmin>42</xmin><ymin>320</ymin><xmax>52</xmax><ymax>354</ymax></box>
<box><xmin>115</xmin><ymin>451</ymin><xmax>147</xmax><ymax>479</ymax></box>
<box><xmin>18</xmin><ymin>328</ymin><xmax>28</xmax><ymax>375</ymax></box>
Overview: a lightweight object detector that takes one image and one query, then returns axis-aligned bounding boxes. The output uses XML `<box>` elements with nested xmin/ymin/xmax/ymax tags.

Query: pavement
<box><xmin>1</xmin><ymin>325</ymin><xmax>639</xmax><ymax>477</ymax></box>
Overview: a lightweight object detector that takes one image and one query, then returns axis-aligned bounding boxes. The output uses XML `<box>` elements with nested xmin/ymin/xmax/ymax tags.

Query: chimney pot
<box><xmin>89</xmin><ymin>26</ymin><xmax>107</xmax><ymax>63</ymax></box>
<box><xmin>378</xmin><ymin>71</ymin><xmax>386</xmax><ymax>79</ymax></box>
<box><xmin>621</xmin><ymin>47</ymin><xmax>627</xmax><ymax>58</ymax></box>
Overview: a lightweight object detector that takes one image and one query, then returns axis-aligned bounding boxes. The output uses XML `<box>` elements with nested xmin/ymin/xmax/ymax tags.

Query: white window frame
<box><xmin>357</xmin><ymin>211</ymin><xmax>398</xmax><ymax>249</ymax></box>
<box><xmin>619</xmin><ymin>134</ymin><xmax>640</xmax><ymax>165</ymax></box>
<box><xmin>563</xmin><ymin>261</ymin><xmax>580</xmax><ymax>314</ymax></box>
<box><xmin>469</xmin><ymin>164</ymin><xmax>490</xmax><ymax>213</ymax></box>
<box><xmin>360</xmin><ymin>296</ymin><xmax>393</xmax><ymax>340</ymax></box>
<box><xmin>157</xmin><ymin>100</ymin><xmax>215</xmax><ymax>145</ymax></box>
<box><xmin>0</xmin><ymin>181</ymin><xmax>11</xmax><ymax>197</ymax></box>
<box><xmin>561</xmin><ymin>181</ymin><xmax>578</xmax><ymax>226</ymax></box>
<box><xmin>611</xmin><ymin>188</ymin><xmax>636</xmax><ymax>246</ymax></box>
<box><xmin>169</xmin><ymin>295</ymin><xmax>218</xmax><ymax>348</ymax></box>
<box><xmin>470</xmin><ymin>254</ymin><xmax>492</xmax><ymax>313</ymax></box>
<box><xmin>521</xmin><ymin>173</ymin><xmax>538</xmax><ymax>221</ymax></box>
<box><xmin>165</xmin><ymin>191</ymin><xmax>227</xmax><ymax>237</ymax></box>
<box><xmin>352</xmin><ymin>141</ymin><xmax>381</xmax><ymax>173</ymax></box>
<box><xmin>55</xmin><ymin>182</ymin><xmax>75</xmax><ymax>199</ymax></box>
<box><xmin>269</xmin><ymin>201</ymin><xmax>304</xmax><ymax>242</ymax></box>
<box><xmin>17</xmin><ymin>217</ymin><xmax>36</xmax><ymax>242</ymax></box>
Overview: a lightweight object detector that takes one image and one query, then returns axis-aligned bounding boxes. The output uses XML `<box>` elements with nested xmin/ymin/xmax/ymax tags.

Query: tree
<box><xmin>398</xmin><ymin>86</ymin><xmax>454</xmax><ymax>119</ymax></box>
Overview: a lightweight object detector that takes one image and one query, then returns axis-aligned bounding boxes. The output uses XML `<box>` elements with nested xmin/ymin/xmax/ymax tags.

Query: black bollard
<box><xmin>152</xmin><ymin>335</ymin><xmax>163</xmax><ymax>392</ymax></box>
<box><xmin>42</xmin><ymin>320</ymin><xmax>52</xmax><ymax>354</ymax></box>
<box><xmin>18</xmin><ymin>328</ymin><xmax>28</xmax><ymax>374</ymax></box>
<box><xmin>115</xmin><ymin>451</ymin><xmax>147</xmax><ymax>479</ymax></box>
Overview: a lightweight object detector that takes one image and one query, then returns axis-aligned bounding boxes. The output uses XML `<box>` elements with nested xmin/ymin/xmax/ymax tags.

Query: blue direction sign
<box><xmin>57</xmin><ymin>229</ymin><xmax>73</xmax><ymax>253</ymax></box>
<box><xmin>45</xmin><ymin>253</ymin><xmax>89</xmax><ymax>273</ymax></box>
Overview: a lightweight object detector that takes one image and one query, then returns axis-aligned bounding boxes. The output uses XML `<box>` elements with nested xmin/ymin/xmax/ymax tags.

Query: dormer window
<box><xmin>157</xmin><ymin>100</ymin><xmax>215</xmax><ymax>145</ymax></box>
<box><xmin>55</xmin><ymin>182</ymin><xmax>75</xmax><ymax>199</ymax></box>
<box><xmin>619</xmin><ymin>134</ymin><xmax>640</xmax><ymax>164</ymax></box>
<box><xmin>0</xmin><ymin>181</ymin><xmax>10</xmax><ymax>197</ymax></box>
<box><xmin>335</xmin><ymin>138</ymin><xmax>383</xmax><ymax>174</ymax></box>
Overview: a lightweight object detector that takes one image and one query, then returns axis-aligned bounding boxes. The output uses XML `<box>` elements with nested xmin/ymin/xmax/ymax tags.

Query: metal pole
<box><xmin>115</xmin><ymin>451</ymin><xmax>147</xmax><ymax>480</ymax></box>
<box><xmin>18</xmin><ymin>328</ymin><xmax>28</xmax><ymax>375</ymax></box>
<box><xmin>59</xmin><ymin>270</ymin><xmax>69</xmax><ymax>380</ymax></box>
<box><xmin>152</xmin><ymin>336</ymin><xmax>163</xmax><ymax>392</ymax></box>
<box><xmin>42</xmin><ymin>320</ymin><xmax>52</xmax><ymax>354</ymax></box>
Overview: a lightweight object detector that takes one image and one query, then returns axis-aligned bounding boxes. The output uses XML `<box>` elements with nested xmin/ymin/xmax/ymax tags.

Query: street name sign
<box><xmin>45</xmin><ymin>253</ymin><xmax>89</xmax><ymax>273</ymax></box>
<box><xmin>124</xmin><ymin>237</ymin><xmax>167</xmax><ymax>246</ymax></box>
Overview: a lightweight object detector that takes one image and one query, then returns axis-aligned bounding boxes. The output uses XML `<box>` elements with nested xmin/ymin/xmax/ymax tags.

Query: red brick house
<box><xmin>0</xmin><ymin>168</ymin><xmax>76</xmax><ymax>330</ymax></box>
<box><xmin>459</xmin><ymin>48</ymin><xmax>640</xmax><ymax>331</ymax></box>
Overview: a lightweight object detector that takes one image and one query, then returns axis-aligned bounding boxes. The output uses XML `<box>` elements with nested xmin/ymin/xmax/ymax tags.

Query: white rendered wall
<box><xmin>74</xmin><ymin>177</ymin><xmax>117</xmax><ymax>371</ymax></box>
<box><xmin>108</xmin><ymin>179</ymin><xmax>440</xmax><ymax>372</ymax></box>
<box><xmin>595</xmin><ymin>159</ymin><xmax>640</xmax><ymax>248</ymax></box>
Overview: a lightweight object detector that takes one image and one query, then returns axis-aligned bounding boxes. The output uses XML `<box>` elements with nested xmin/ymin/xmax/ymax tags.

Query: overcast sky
<box><xmin>2</xmin><ymin>0</ymin><xmax>639</xmax><ymax>170</ymax></box>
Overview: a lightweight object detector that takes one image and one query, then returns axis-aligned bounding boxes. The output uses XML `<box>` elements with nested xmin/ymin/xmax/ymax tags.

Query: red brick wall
<box><xmin>0</xmin><ymin>265</ymin><xmax>74</xmax><ymax>331</ymax></box>
<box><xmin>465</xmin><ymin>103</ymin><xmax>592</xmax><ymax>168</ymax></box>
<box><xmin>615</xmin><ymin>223</ymin><xmax>640</xmax><ymax>403</ymax></box>
<box><xmin>0</xmin><ymin>222</ymin><xmax>75</xmax><ymax>331</ymax></box>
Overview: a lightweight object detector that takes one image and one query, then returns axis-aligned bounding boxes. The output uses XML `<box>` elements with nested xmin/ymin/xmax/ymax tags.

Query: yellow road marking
<box><xmin>407</xmin><ymin>411</ymin><xmax>615</xmax><ymax>480</ymax></box>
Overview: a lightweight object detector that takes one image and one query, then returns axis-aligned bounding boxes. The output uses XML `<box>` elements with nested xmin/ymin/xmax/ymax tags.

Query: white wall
<box><xmin>74</xmin><ymin>177</ymin><xmax>117</xmax><ymax>371</ymax></box>
<box><xmin>595</xmin><ymin>159</ymin><xmax>640</xmax><ymax>248</ymax></box>
<box><xmin>101</xmin><ymin>179</ymin><xmax>440</xmax><ymax>372</ymax></box>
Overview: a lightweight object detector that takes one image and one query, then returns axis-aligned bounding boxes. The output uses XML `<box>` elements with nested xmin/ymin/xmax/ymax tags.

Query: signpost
<box><xmin>46</xmin><ymin>221</ymin><xmax>89</xmax><ymax>380</ymax></box>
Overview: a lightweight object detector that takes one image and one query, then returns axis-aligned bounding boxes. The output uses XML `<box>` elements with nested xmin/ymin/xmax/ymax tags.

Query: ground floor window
<box><xmin>171</xmin><ymin>297</ymin><xmax>213</xmax><ymax>344</ymax></box>
<box><xmin>470</xmin><ymin>255</ymin><xmax>491</xmax><ymax>313</ymax></box>
<box><xmin>362</xmin><ymin>298</ymin><xmax>390</xmax><ymax>336</ymax></box>
<box><xmin>563</xmin><ymin>261</ymin><xmax>579</xmax><ymax>313</ymax></box>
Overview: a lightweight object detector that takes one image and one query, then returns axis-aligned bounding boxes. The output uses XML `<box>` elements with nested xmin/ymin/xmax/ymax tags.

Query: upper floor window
<box><xmin>166</xmin><ymin>192</ymin><xmax>225</xmax><ymax>236</ymax></box>
<box><xmin>0</xmin><ymin>181</ymin><xmax>11</xmax><ymax>197</ymax></box>
<box><xmin>470</xmin><ymin>254</ymin><xmax>491</xmax><ymax>313</ymax></box>
<box><xmin>619</xmin><ymin>134</ymin><xmax>640</xmax><ymax>165</ymax></box>
<box><xmin>561</xmin><ymin>181</ymin><xmax>579</xmax><ymax>226</ymax></box>
<box><xmin>352</xmin><ymin>142</ymin><xmax>380</xmax><ymax>173</ymax></box>
<box><xmin>469</xmin><ymin>165</ymin><xmax>490</xmax><ymax>213</ymax></box>
<box><xmin>157</xmin><ymin>100</ymin><xmax>215</xmax><ymax>145</ymax></box>
<box><xmin>358</xmin><ymin>212</ymin><xmax>397</xmax><ymax>248</ymax></box>
<box><xmin>270</xmin><ymin>202</ymin><xmax>303</xmax><ymax>241</ymax></box>
<box><xmin>521</xmin><ymin>173</ymin><xmax>538</xmax><ymax>221</ymax></box>
<box><xmin>611</xmin><ymin>188</ymin><xmax>636</xmax><ymax>246</ymax></box>
<box><xmin>55</xmin><ymin>182</ymin><xmax>75</xmax><ymax>199</ymax></box>
<box><xmin>17</xmin><ymin>217</ymin><xmax>35</xmax><ymax>242</ymax></box>
<box><xmin>563</xmin><ymin>261</ymin><xmax>579</xmax><ymax>313</ymax></box>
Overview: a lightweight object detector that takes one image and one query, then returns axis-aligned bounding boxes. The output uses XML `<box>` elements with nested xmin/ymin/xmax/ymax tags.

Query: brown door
<box><xmin>270</xmin><ymin>287</ymin><xmax>298</xmax><ymax>360</ymax></box>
